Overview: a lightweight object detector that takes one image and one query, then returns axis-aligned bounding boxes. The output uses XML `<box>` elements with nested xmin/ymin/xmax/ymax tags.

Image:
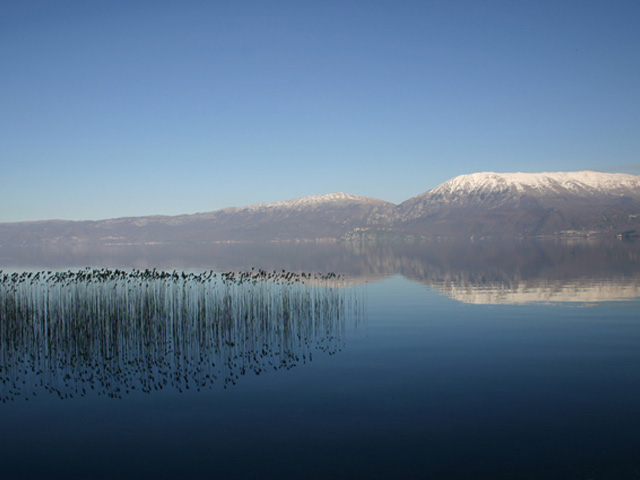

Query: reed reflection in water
<box><xmin>0</xmin><ymin>268</ymin><xmax>362</xmax><ymax>402</ymax></box>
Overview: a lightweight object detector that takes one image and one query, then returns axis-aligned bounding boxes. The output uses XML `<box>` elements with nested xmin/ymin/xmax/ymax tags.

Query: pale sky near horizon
<box><xmin>2</xmin><ymin>0</ymin><xmax>640</xmax><ymax>222</ymax></box>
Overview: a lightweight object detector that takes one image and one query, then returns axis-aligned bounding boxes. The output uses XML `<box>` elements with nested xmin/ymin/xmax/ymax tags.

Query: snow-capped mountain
<box><xmin>401</xmin><ymin>171</ymin><xmax>640</xmax><ymax>212</ymax></box>
<box><xmin>190</xmin><ymin>192</ymin><xmax>395</xmax><ymax>241</ymax></box>
<box><xmin>1</xmin><ymin>171</ymin><xmax>639</xmax><ymax>245</ymax></box>
<box><xmin>395</xmin><ymin>171</ymin><xmax>640</xmax><ymax>238</ymax></box>
<box><xmin>435</xmin><ymin>171</ymin><xmax>639</xmax><ymax>195</ymax></box>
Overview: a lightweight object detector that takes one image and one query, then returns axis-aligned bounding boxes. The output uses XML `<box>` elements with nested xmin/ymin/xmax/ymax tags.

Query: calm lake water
<box><xmin>1</xmin><ymin>239</ymin><xmax>639</xmax><ymax>479</ymax></box>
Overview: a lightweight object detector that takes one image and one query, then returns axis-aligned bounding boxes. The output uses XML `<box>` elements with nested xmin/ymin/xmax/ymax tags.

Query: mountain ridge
<box><xmin>2</xmin><ymin>171</ymin><xmax>639</xmax><ymax>245</ymax></box>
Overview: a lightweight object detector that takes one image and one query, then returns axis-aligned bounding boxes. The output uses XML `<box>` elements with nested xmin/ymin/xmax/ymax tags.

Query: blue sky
<box><xmin>2</xmin><ymin>0</ymin><xmax>639</xmax><ymax>222</ymax></box>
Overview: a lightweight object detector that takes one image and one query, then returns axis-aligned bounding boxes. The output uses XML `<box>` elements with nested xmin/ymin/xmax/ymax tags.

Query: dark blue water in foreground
<box><xmin>1</xmin><ymin>273</ymin><xmax>639</xmax><ymax>480</ymax></box>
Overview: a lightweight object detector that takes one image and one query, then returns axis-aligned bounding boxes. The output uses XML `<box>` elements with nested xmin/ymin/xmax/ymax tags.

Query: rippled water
<box><xmin>0</xmin><ymin>240</ymin><xmax>639</xmax><ymax>479</ymax></box>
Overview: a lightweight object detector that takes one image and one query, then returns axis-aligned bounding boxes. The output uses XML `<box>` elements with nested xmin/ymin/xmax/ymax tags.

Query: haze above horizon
<box><xmin>2</xmin><ymin>1</ymin><xmax>640</xmax><ymax>222</ymax></box>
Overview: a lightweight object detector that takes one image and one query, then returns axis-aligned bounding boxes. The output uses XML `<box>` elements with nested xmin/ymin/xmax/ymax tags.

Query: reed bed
<box><xmin>0</xmin><ymin>268</ymin><xmax>362</xmax><ymax>401</ymax></box>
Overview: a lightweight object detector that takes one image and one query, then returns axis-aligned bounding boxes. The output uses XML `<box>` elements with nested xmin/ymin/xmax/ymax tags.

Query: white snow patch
<box><xmin>246</xmin><ymin>192</ymin><xmax>384</xmax><ymax>210</ymax></box>
<box><xmin>428</xmin><ymin>171</ymin><xmax>640</xmax><ymax>198</ymax></box>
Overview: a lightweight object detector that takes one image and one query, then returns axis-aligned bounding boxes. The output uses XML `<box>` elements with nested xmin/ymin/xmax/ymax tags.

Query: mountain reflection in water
<box><xmin>2</xmin><ymin>238</ymin><xmax>638</xmax><ymax>304</ymax></box>
<box><xmin>0</xmin><ymin>269</ymin><xmax>361</xmax><ymax>402</ymax></box>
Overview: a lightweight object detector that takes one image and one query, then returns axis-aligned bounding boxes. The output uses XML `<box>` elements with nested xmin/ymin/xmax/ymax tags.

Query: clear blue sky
<box><xmin>2</xmin><ymin>0</ymin><xmax>639</xmax><ymax>222</ymax></box>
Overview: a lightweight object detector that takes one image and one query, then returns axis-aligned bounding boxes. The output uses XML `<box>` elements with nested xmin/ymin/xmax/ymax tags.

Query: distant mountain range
<box><xmin>2</xmin><ymin>171</ymin><xmax>640</xmax><ymax>245</ymax></box>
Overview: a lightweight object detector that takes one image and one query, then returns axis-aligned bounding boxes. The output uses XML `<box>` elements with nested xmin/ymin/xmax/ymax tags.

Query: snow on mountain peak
<box><xmin>428</xmin><ymin>171</ymin><xmax>640</xmax><ymax>198</ymax></box>
<box><xmin>247</xmin><ymin>192</ymin><xmax>386</xmax><ymax>210</ymax></box>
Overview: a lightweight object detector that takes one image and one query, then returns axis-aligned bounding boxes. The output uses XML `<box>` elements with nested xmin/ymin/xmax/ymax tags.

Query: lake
<box><xmin>1</xmin><ymin>239</ymin><xmax>639</xmax><ymax>479</ymax></box>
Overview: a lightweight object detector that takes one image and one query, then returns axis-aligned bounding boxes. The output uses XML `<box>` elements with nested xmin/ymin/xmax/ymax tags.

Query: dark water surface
<box><xmin>1</xmin><ymin>240</ymin><xmax>639</xmax><ymax>479</ymax></box>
